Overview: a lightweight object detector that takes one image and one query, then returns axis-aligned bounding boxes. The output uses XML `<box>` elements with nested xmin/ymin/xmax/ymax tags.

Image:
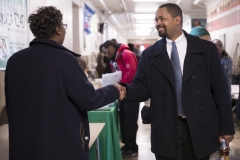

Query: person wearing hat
<box><xmin>189</xmin><ymin>26</ymin><xmax>211</xmax><ymax>41</ymax></box>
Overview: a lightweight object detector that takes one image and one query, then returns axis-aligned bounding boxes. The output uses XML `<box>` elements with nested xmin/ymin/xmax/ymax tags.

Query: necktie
<box><xmin>171</xmin><ymin>41</ymin><xmax>185</xmax><ymax>116</ymax></box>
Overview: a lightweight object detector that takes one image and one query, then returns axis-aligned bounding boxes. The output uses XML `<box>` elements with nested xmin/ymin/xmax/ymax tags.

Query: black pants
<box><xmin>119</xmin><ymin>101</ymin><xmax>139</xmax><ymax>151</ymax></box>
<box><xmin>155</xmin><ymin>117</ymin><xmax>210</xmax><ymax>160</ymax></box>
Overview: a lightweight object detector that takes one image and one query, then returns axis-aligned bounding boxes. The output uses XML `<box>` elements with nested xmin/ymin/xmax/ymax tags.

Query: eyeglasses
<box><xmin>62</xmin><ymin>24</ymin><xmax>67</xmax><ymax>29</ymax></box>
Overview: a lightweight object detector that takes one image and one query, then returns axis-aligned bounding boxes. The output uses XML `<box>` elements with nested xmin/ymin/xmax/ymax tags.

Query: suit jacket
<box><xmin>5</xmin><ymin>38</ymin><xmax>119</xmax><ymax>160</ymax></box>
<box><xmin>124</xmin><ymin>31</ymin><xmax>235</xmax><ymax>159</ymax></box>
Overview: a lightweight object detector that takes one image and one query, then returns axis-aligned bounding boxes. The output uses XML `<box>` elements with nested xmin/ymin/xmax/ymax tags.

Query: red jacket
<box><xmin>110</xmin><ymin>44</ymin><xmax>138</xmax><ymax>84</ymax></box>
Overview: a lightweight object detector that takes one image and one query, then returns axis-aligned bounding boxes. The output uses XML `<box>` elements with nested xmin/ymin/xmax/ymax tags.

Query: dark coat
<box><xmin>124</xmin><ymin>31</ymin><xmax>235</xmax><ymax>159</ymax></box>
<box><xmin>5</xmin><ymin>38</ymin><xmax>119</xmax><ymax>160</ymax></box>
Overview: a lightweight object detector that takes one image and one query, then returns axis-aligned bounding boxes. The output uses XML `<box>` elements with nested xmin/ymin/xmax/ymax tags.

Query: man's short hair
<box><xmin>128</xmin><ymin>43</ymin><xmax>134</xmax><ymax>52</ymax></box>
<box><xmin>159</xmin><ymin>3</ymin><xmax>183</xmax><ymax>26</ymax></box>
<box><xmin>102</xmin><ymin>40</ymin><xmax>117</xmax><ymax>49</ymax></box>
<box><xmin>28</xmin><ymin>6</ymin><xmax>63</xmax><ymax>38</ymax></box>
<box><xmin>111</xmin><ymin>39</ymin><xmax>117</xmax><ymax>43</ymax></box>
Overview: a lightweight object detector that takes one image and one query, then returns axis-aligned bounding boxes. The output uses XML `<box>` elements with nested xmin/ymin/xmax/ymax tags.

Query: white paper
<box><xmin>102</xmin><ymin>71</ymin><xmax>122</xmax><ymax>87</ymax></box>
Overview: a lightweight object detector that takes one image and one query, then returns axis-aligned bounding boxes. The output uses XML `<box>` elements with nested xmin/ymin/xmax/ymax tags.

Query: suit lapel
<box><xmin>183</xmin><ymin>52</ymin><xmax>203</xmax><ymax>85</ymax></box>
<box><xmin>182</xmin><ymin>31</ymin><xmax>205</xmax><ymax>86</ymax></box>
<box><xmin>150</xmin><ymin>39</ymin><xmax>175</xmax><ymax>88</ymax></box>
<box><xmin>149</xmin><ymin>31</ymin><xmax>206</xmax><ymax>88</ymax></box>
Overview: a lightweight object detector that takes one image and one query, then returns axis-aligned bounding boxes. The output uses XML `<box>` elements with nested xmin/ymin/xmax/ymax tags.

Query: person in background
<box><xmin>77</xmin><ymin>57</ymin><xmax>95</xmax><ymax>81</ymax></box>
<box><xmin>128</xmin><ymin>43</ymin><xmax>134</xmax><ymax>52</ymax></box>
<box><xmin>118</xmin><ymin>3</ymin><xmax>234</xmax><ymax>160</ymax></box>
<box><xmin>96</xmin><ymin>44</ymin><xmax>106</xmax><ymax>78</ymax></box>
<box><xmin>5</xmin><ymin>6</ymin><xmax>123</xmax><ymax>160</ymax></box>
<box><xmin>128</xmin><ymin>43</ymin><xmax>140</xmax><ymax>61</ymax></box>
<box><xmin>189</xmin><ymin>26</ymin><xmax>211</xmax><ymax>41</ymax></box>
<box><xmin>212</xmin><ymin>39</ymin><xmax>232</xmax><ymax>93</ymax></box>
<box><xmin>134</xmin><ymin>44</ymin><xmax>141</xmax><ymax>56</ymax></box>
<box><xmin>102</xmin><ymin>39</ymin><xmax>117</xmax><ymax>74</ymax></box>
<box><xmin>102</xmin><ymin>40</ymin><xmax>139</xmax><ymax>158</ymax></box>
<box><xmin>103</xmin><ymin>54</ymin><xmax>112</xmax><ymax>74</ymax></box>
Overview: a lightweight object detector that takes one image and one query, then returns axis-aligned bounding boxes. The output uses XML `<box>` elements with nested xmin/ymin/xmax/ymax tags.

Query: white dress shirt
<box><xmin>166</xmin><ymin>32</ymin><xmax>187</xmax><ymax>75</ymax></box>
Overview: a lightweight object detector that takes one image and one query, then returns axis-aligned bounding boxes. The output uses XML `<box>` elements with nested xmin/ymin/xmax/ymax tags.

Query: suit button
<box><xmin>85</xmin><ymin>136</ymin><xmax>89</xmax><ymax>140</ymax></box>
<box><xmin>203</xmin><ymin>123</ymin><xmax>208</xmax><ymax>128</ymax></box>
<box><xmin>162</xmin><ymin>75</ymin><xmax>166</xmax><ymax>80</ymax></box>
<box><xmin>162</xmin><ymin>92</ymin><xmax>166</xmax><ymax>97</ymax></box>
<box><xmin>196</xmin><ymin>91</ymin><xmax>200</xmax><ymax>96</ymax></box>
<box><xmin>159</xmin><ymin>124</ymin><xmax>164</xmax><ymax>129</ymax></box>
<box><xmin>192</xmin><ymin>75</ymin><xmax>196</xmax><ymax>79</ymax></box>
<box><xmin>199</xmin><ymin>107</ymin><xmax>204</xmax><ymax>112</ymax></box>
<box><xmin>161</xmin><ymin>108</ymin><xmax>166</xmax><ymax>113</ymax></box>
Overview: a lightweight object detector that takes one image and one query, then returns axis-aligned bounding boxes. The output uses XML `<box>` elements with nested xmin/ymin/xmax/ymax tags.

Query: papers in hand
<box><xmin>101</xmin><ymin>71</ymin><xmax>122</xmax><ymax>107</ymax></box>
<box><xmin>102</xmin><ymin>71</ymin><xmax>122</xmax><ymax>87</ymax></box>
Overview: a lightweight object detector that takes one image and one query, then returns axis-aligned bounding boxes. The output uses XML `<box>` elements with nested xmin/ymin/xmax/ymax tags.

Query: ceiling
<box><xmin>89</xmin><ymin>0</ymin><xmax>211</xmax><ymax>39</ymax></box>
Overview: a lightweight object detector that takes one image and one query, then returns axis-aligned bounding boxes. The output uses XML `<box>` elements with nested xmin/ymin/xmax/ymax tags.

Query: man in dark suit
<box><xmin>5</xmin><ymin>6</ymin><xmax>123</xmax><ymax>160</ymax></box>
<box><xmin>118</xmin><ymin>3</ymin><xmax>235</xmax><ymax>160</ymax></box>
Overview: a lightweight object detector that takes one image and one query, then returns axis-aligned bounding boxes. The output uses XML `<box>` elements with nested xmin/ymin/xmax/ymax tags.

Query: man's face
<box><xmin>103</xmin><ymin>46</ymin><xmax>115</xmax><ymax>59</ymax></box>
<box><xmin>155</xmin><ymin>7</ymin><xmax>180</xmax><ymax>39</ymax></box>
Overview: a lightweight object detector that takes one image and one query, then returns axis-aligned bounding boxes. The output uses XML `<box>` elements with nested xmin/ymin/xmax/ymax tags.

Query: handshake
<box><xmin>113</xmin><ymin>83</ymin><xmax>127</xmax><ymax>101</ymax></box>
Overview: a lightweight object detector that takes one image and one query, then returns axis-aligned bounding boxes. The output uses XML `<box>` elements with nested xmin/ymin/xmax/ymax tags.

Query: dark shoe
<box><xmin>122</xmin><ymin>150</ymin><xmax>138</xmax><ymax>158</ymax></box>
<box><xmin>121</xmin><ymin>146</ymin><xmax>128</xmax><ymax>153</ymax></box>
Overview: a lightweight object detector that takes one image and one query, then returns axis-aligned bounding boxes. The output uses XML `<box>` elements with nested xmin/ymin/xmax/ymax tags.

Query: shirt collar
<box><xmin>166</xmin><ymin>31</ymin><xmax>185</xmax><ymax>45</ymax></box>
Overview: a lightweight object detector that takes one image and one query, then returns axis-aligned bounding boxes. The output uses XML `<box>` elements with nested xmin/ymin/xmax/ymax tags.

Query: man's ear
<box><xmin>55</xmin><ymin>26</ymin><xmax>62</xmax><ymax>35</ymax></box>
<box><xmin>175</xmin><ymin>16</ymin><xmax>181</xmax><ymax>26</ymax></box>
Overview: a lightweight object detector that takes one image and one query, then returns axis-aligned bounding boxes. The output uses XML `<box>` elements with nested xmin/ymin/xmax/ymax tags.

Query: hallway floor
<box><xmin>122</xmin><ymin>104</ymin><xmax>240</xmax><ymax>160</ymax></box>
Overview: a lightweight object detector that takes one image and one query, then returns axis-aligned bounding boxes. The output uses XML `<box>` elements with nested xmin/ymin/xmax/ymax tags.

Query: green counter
<box><xmin>88</xmin><ymin>101</ymin><xmax>122</xmax><ymax>160</ymax></box>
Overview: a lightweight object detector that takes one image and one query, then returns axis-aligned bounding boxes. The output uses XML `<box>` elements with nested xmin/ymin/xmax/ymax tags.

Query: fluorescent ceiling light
<box><xmin>135</xmin><ymin>31</ymin><xmax>151</xmax><ymax>34</ymax></box>
<box><xmin>135</xmin><ymin>8</ymin><xmax>157</xmax><ymax>12</ymax></box>
<box><xmin>136</xmin><ymin>32</ymin><xmax>150</xmax><ymax>36</ymax></box>
<box><xmin>134</xmin><ymin>14</ymin><xmax>155</xmax><ymax>19</ymax></box>
<box><xmin>135</xmin><ymin>20</ymin><xmax>155</xmax><ymax>23</ymax></box>
<box><xmin>133</xmin><ymin>0</ymin><xmax>167</xmax><ymax>2</ymax></box>
<box><xmin>135</xmin><ymin>29</ymin><xmax>152</xmax><ymax>32</ymax></box>
<box><xmin>135</xmin><ymin>24</ymin><xmax>154</xmax><ymax>28</ymax></box>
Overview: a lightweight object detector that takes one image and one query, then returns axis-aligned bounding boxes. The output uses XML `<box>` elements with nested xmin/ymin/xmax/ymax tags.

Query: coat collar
<box><xmin>149</xmin><ymin>30</ymin><xmax>206</xmax><ymax>87</ymax></box>
<box><xmin>30</xmin><ymin>38</ymin><xmax>81</xmax><ymax>57</ymax></box>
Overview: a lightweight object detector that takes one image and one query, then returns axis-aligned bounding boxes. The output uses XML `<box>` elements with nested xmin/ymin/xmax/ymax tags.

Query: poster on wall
<box><xmin>0</xmin><ymin>0</ymin><xmax>28</xmax><ymax>70</ymax></box>
<box><xmin>84</xmin><ymin>3</ymin><xmax>95</xmax><ymax>35</ymax></box>
<box><xmin>191</xmin><ymin>19</ymin><xmax>207</xmax><ymax>28</ymax></box>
